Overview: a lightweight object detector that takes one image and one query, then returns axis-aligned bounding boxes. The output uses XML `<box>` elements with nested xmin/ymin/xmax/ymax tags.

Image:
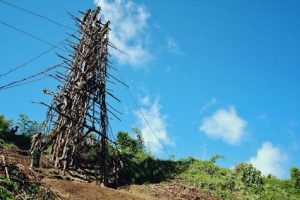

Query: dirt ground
<box><xmin>1</xmin><ymin>148</ymin><xmax>218</xmax><ymax>200</ymax></box>
<box><xmin>43</xmin><ymin>178</ymin><xmax>149</xmax><ymax>200</ymax></box>
<box><xmin>119</xmin><ymin>181</ymin><xmax>218</xmax><ymax>200</ymax></box>
<box><xmin>43</xmin><ymin>178</ymin><xmax>217</xmax><ymax>200</ymax></box>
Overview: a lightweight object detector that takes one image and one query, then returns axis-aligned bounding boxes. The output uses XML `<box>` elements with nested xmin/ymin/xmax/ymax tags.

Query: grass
<box><xmin>1</xmin><ymin>129</ymin><xmax>299</xmax><ymax>199</ymax></box>
<box><xmin>179</xmin><ymin>159</ymin><xmax>300</xmax><ymax>200</ymax></box>
<box><xmin>0</xmin><ymin>142</ymin><xmax>19</xmax><ymax>152</ymax></box>
<box><xmin>0</xmin><ymin>174</ymin><xmax>56</xmax><ymax>200</ymax></box>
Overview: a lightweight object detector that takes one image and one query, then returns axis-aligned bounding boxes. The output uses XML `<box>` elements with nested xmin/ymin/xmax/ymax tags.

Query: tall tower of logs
<box><xmin>42</xmin><ymin>8</ymin><xmax>113</xmax><ymax>186</ymax></box>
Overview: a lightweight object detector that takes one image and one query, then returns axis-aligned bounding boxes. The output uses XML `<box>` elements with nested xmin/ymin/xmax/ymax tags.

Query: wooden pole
<box><xmin>40</xmin><ymin>7</ymin><xmax>120</xmax><ymax>186</ymax></box>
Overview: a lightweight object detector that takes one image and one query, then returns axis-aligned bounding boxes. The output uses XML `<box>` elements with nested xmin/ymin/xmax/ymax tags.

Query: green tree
<box><xmin>291</xmin><ymin>167</ymin><xmax>300</xmax><ymax>189</ymax></box>
<box><xmin>17</xmin><ymin>114</ymin><xmax>43</xmax><ymax>136</ymax></box>
<box><xmin>116</xmin><ymin>131</ymin><xmax>137</xmax><ymax>153</ymax></box>
<box><xmin>235</xmin><ymin>163</ymin><xmax>264</xmax><ymax>191</ymax></box>
<box><xmin>209</xmin><ymin>154</ymin><xmax>225</xmax><ymax>163</ymax></box>
<box><xmin>0</xmin><ymin>115</ymin><xmax>12</xmax><ymax>139</ymax></box>
<box><xmin>132</xmin><ymin>128</ymin><xmax>144</xmax><ymax>151</ymax></box>
<box><xmin>116</xmin><ymin>130</ymin><xmax>145</xmax><ymax>154</ymax></box>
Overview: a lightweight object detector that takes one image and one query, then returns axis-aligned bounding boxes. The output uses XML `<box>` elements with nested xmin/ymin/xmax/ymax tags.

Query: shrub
<box><xmin>1</xmin><ymin>143</ymin><xmax>19</xmax><ymax>152</ymax></box>
<box><xmin>0</xmin><ymin>187</ymin><xmax>14</xmax><ymax>200</ymax></box>
<box><xmin>180</xmin><ymin>159</ymin><xmax>236</xmax><ymax>198</ymax></box>
<box><xmin>0</xmin><ymin>114</ymin><xmax>32</xmax><ymax>150</ymax></box>
<box><xmin>85</xmin><ymin>145</ymin><xmax>101</xmax><ymax>163</ymax></box>
<box><xmin>235</xmin><ymin>163</ymin><xmax>264</xmax><ymax>191</ymax></box>
<box><xmin>209</xmin><ymin>154</ymin><xmax>225</xmax><ymax>163</ymax></box>
<box><xmin>16</xmin><ymin>114</ymin><xmax>43</xmax><ymax>136</ymax></box>
<box><xmin>291</xmin><ymin>167</ymin><xmax>300</xmax><ymax>189</ymax></box>
<box><xmin>0</xmin><ymin>115</ymin><xmax>12</xmax><ymax>139</ymax></box>
<box><xmin>0</xmin><ymin>172</ymin><xmax>56</xmax><ymax>199</ymax></box>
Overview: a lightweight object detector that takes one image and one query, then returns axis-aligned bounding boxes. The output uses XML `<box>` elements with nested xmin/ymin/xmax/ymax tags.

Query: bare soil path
<box><xmin>42</xmin><ymin>178</ymin><xmax>154</xmax><ymax>200</ymax></box>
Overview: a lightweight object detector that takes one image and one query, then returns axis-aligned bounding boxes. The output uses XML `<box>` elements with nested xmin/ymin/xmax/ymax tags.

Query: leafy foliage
<box><xmin>291</xmin><ymin>167</ymin><xmax>300</xmax><ymax>189</ymax></box>
<box><xmin>0</xmin><ymin>142</ymin><xmax>19</xmax><ymax>151</ymax></box>
<box><xmin>209</xmin><ymin>154</ymin><xmax>225</xmax><ymax>163</ymax></box>
<box><xmin>106</xmin><ymin>131</ymin><xmax>300</xmax><ymax>199</ymax></box>
<box><xmin>132</xmin><ymin>128</ymin><xmax>144</xmax><ymax>151</ymax></box>
<box><xmin>0</xmin><ymin>115</ymin><xmax>12</xmax><ymax>138</ymax></box>
<box><xmin>0</xmin><ymin>186</ymin><xmax>14</xmax><ymax>200</ymax></box>
<box><xmin>111</xmin><ymin>130</ymin><xmax>183</xmax><ymax>185</ymax></box>
<box><xmin>0</xmin><ymin>173</ymin><xmax>55</xmax><ymax>200</ymax></box>
<box><xmin>0</xmin><ymin>177</ymin><xmax>16</xmax><ymax>200</ymax></box>
<box><xmin>1</xmin><ymin>177</ymin><xmax>55</xmax><ymax>200</ymax></box>
<box><xmin>0</xmin><ymin>114</ymin><xmax>41</xmax><ymax>150</ymax></box>
<box><xmin>1</xmin><ymin>114</ymin><xmax>300</xmax><ymax>199</ymax></box>
<box><xmin>17</xmin><ymin>114</ymin><xmax>43</xmax><ymax>136</ymax></box>
<box><xmin>235</xmin><ymin>163</ymin><xmax>264</xmax><ymax>191</ymax></box>
<box><xmin>180</xmin><ymin>160</ymin><xmax>300</xmax><ymax>199</ymax></box>
<box><xmin>116</xmin><ymin>131</ymin><xmax>142</xmax><ymax>154</ymax></box>
<box><xmin>180</xmin><ymin>159</ymin><xmax>236</xmax><ymax>198</ymax></box>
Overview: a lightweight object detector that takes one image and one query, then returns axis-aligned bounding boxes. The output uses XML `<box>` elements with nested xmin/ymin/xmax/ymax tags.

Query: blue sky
<box><xmin>0</xmin><ymin>0</ymin><xmax>299</xmax><ymax>179</ymax></box>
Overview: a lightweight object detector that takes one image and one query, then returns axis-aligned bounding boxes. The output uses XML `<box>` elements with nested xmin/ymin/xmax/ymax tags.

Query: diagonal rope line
<box><xmin>1</xmin><ymin>0</ymin><xmax>129</xmax><ymax>59</ymax></box>
<box><xmin>1</xmin><ymin>1</ymin><xmax>169</xmax><ymax>159</ymax></box>
<box><xmin>0</xmin><ymin>20</ymin><xmax>68</xmax><ymax>52</ymax></box>
<box><xmin>0</xmin><ymin>76</ymin><xmax>48</xmax><ymax>90</ymax></box>
<box><xmin>115</xmin><ymin>69</ymin><xmax>172</xmax><ymax>159</ymax></box>
<box><xmin>0</xmin><ymin>0</ymin><xmax>128</xmax><ymax>56</ymax></box>
<box><xmin>0</xmin><ymin>37</ymin><xmax>70</xmax><ymax>77</ymax></box>
<box><xmin>0</xmin><ymin>0</ymin><xmax>75</xmax><ymax>31</ymax></box>
<box><xmin>0</xmin><ymin>63</ymin><xmax>62</xmax><ymax>90</ymax></box>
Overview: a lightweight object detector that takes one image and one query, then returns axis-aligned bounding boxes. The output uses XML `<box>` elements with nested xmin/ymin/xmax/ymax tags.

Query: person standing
<box><xmin>29</xmin><ymin>133</ymin><xmax>42</xmax><ymax>169</ymax></box>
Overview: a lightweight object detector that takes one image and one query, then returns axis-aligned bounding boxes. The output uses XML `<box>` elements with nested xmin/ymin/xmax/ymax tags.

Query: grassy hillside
<box><xmin>104</xmin><ymin>131</ymin><xmax>300</xmax><ymax>199</ymax></box>
<box><xmin>1</xmin><ymin>114</ymin><xmax>300</xmax><ymax>199</ymax></box>
<box><xmin>180</xmin><ymin>159</ymin><xmax>300</xmax><ymax>199</ymax></box>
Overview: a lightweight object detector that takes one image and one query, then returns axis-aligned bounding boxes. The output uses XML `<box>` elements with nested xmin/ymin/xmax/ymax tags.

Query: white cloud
<box><xmin>140</xmin><ymin>96</ymin><xmax>150</xmax><ymax>106</ymax></box>
<box><xmin>200</xmin><ymin>97</ymin><xmax>218</xmax><ymax>113</ymax></box>
<box><xmin>259</xmin><ymin>114</ymin><xmax>267</xmax><ymax>120</ymax></box>
<box><xmin>199</xmin><ymin>106</ymin><xmax>247</xmax><ymax>144</ymax></box>
<box><xmin>134</xmin><ymin>97</ymin><xmax>173</xmax><ymax>154</ymax></box>
<box><xmin>249</xmin><ymin>142</ymin><xmax>287</xmax><ymax>178</ymax></box>
<box><xmin>165</xmin><ymin>37</ymin><xmax>182</xmax><ymax>55</ymax></box>
<box><xmin>94</xmin><ymin>0</ymin><xmax>151</xmax><ymax>67</ymax></box>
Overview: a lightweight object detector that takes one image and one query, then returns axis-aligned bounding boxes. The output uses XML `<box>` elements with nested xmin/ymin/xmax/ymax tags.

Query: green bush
<box><xmin>0</xmin><ymin>176</ymin><xmax>18</xmax><ymax>200</ymax></box>
<box><xmin>0</xmin><ymin>114</ymin><xmax>32</xmax><ymax>150</ymax></box>
<box><xmin>0</xmin><ymin>172</ymin><xmax>56</xmax><ymax>200</ymax></box>
<box><xmin>1</xmin><ymin>143</ymin><xmax>19</xmax><ymax>151</ymax></box>
<box><xmin>111</xmin><ymin>130</ymin><xmax>181</xmax><ymax>185</ymax></box>
<box><xmin>0</xmin><ymin>186</ymin><xmax>14</xmax><ymax>200</ymax></box>
<box><xmin>291</xmin><ymin>167</ymin><xmax>300</xmax><ymax>189</ymax></box>
<box><xmin>235</xmin><ymin>163</ymin><xmax>264</xmax><ymax>191</ymax></box>
<box><xmin>16</xmin><ymin>114</ymin><xmax>43</xmax><ymax>136</ymax></box>
<box><xmin>263</xmin><ymin>176</ymin><xmax>300</xmax><ymax>200</ymax></box>
<box><xmin>0</xmin><ymin>115</ymin><xmax>12</xmax><ymax>138</ymax></box>
<box><xmin>179</xmin><ymin>161</ymin><xmax>300</xmax><ymax>199</ymax></box>
<box><xmin>209</xmin><ymin>154</ymin><xmax>225</xmax><ymax>163</ymax></box>
<box><xmin>85</xmin><ymin>146</ymin><xmax>101</xmax><ymax>163</ymax></box>
<box><xmin>180</xmin><ymin>159</ymin><xmax>236</xmax><ymax>198</ymax></box>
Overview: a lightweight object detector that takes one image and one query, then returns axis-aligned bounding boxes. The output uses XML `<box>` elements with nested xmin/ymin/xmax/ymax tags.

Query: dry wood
<box><xmin>1</xmin><ymin>155</ymin><xmax>10</xmax><ymax>179</ymax></box>
<box><xmin>38</xmin><ymin>7</ymin><xmax>122</xmax><ymax>186</ymax></box>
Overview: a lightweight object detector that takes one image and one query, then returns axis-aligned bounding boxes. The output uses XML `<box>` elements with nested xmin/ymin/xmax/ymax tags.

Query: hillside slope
<box><xmin>0</xmin><ymin>149</ymin><xmax>217</xmax><ymax>200</ymax></box>
<box><xmin>1</xmin><ymin>144</ymin><xmax>300</xmax><ymax>200</ymax></box>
